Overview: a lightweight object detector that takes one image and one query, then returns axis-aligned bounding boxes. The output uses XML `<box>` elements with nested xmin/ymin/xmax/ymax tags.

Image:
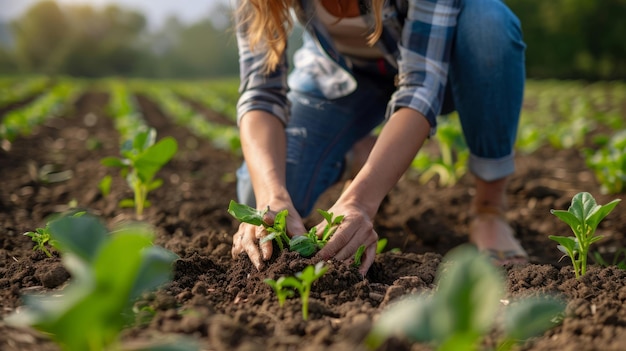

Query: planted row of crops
<box><xmin>1</xmin><ymin>75</ymin><xmax>625</xmax><ymax>350</ymax></box>
<box><xmin>2</xmin><ymin>77</ymin><xmax>625</xmax><ymax>194</ymax></box>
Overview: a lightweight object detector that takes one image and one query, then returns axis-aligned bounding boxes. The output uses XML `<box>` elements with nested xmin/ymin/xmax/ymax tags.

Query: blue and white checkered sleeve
<box><xmin>235</xmin><ymin>4</ymin><xmax>290</xmax><ymax>127</ymax></box>
<box><xmin>387</xmin><ymin>0</ymin><xmax>460</xmax><ymax>130</ymax></box>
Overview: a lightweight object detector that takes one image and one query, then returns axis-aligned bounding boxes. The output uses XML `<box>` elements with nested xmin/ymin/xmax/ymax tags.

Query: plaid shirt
<box><xmin>236</xmin><ymin>0</ymin><xmax>460</xmax><ymax>128</ymax></box>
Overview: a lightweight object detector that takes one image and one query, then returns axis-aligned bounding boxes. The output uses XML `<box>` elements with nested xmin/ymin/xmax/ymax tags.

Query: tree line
<box><xmin>0</xmin><ymin>0</ymin><xmax>624</xmax><ymax>80</ymax></box>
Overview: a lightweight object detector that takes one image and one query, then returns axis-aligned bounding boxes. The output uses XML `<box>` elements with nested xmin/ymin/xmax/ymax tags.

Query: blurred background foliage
<box><xmin>0</xmin><ymin>0</ymin><xmax>623</xmax><ymax>80</ymax></box>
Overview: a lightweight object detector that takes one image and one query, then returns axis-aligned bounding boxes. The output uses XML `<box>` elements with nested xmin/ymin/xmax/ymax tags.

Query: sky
<box><xmin>0</xmin><ymin>0</ymin><xmax>233</xmax><ymax>29</ymax></box>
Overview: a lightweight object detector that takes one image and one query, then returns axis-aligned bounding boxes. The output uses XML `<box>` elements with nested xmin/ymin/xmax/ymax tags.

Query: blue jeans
<box><xmin>237</xmin><ymin>0</ymin><xmax>526</xmax><ymax>217</ymax></box>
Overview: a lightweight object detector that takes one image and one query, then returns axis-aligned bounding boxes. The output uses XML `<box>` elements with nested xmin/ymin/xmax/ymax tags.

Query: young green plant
<box><xmin>289</xmin><ymin>209</ymin><xmax>344</xmax><ymax>257</ymax></box>
<box><xmin>227</xmin><ymin>200</ymin><xmax>290</xmax><ymax>251</ymax></box>
<box><xmin>101</xmin><ymin>127</ymin><xmax>178</xmax><ymax>219</ymax></box>
<box><xmin>365</xmin><ymin>245</ymin><xmax>565</xmax><ymax>351</ymax></box>
<box><xmin>549</xmin><ymin>191</ymin><xmax>621</xmax><ymax>279</ymax></box>
<box><xmin>227</xmin><ymin>200</ymin><xmax>344</xmax><ymax>257</ymax></box>
<box><xmin>411</xmin><ymin>114</ymin><xmax>468</xmax><ymax>187</ymax></box>
<box><xmin>264</xmin><ymin>262</ymin><xmax>328</xmax><ymax>320</ymax></box>
<box><xmin>23</xmin><ymin>211</ymin><xmax>86</xmax><ymax>257</ymax></box>
<box><xmin>6</xmin><ymin>212</ymin><xmax>191</xmax><ymax>351</ymax></box>
<box><xmin>23</xmin><ymin>225</ymin><xmax>56</xmax><ymax>258</ymax></box>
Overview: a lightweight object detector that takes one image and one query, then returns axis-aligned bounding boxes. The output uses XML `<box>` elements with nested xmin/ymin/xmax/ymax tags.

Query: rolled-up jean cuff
<box><xmin>468</xmin><ymin>153</ymin><xmax>515</xmax><ymax>182</ymax></box>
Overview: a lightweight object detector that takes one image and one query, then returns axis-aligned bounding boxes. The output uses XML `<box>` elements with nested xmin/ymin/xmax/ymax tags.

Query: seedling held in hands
<box><xmin>549</xmin><ymin>192</ymin><xmax>621</xmax><ymax>279</ymax></box>
<box><xmin>227</xmin><ymin>201</ymin><xmax>344</xmax><ymax>257</ymax></box>
<box><xmin>264</xmin><ymin>262</ymin><xmax>328</xmax><ymax>320</ymax></box>
<box><xmin>227</xmin><ymin>200</ymin><xmax>290</xmax><ymax>251</ymax></box>
<box><xmin>290</xmin><ymin>209</ymin><xmax>344</xmax><ymax>257</ymax></box>
<box><xmin>101</xmin><ymin>127</ymin><xmax>178</xmax><ymax>219</ymax></box>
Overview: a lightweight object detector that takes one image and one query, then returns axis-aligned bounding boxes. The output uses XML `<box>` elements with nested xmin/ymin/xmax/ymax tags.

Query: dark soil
<box><xmin>1</xmin><ymin>91</ymin><xmax>625</xmax><ymax>351</ymax></box>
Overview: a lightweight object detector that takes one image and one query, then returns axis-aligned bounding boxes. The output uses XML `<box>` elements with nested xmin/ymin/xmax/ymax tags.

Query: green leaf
<box><xmin>290</xmin><ymin>235</ymin><xmax>318</xmax><ymax>257</ymax></box>
<box><xmin>129</xmin><ymin>245</ymin><xmax>179</xmax><ymax>301</ymax></box>
<box><xmin>120</xmin><ymin>198</ymin><xmax>136</xmax><ymax>208</ymax></box>
<box><xmin>99</xmin><ymin>175</ymin><xmax>112</xmax><ymax>197</ymax></box>
<box><xmin>550</xmin><ymin>209</ymin><xmax>581</xmax><ymax>234</ymax></box>
<box><xmin>134</xmin><ymin>137</ymin><xmax>178</xmax><ymax>183</ymax></box>
<box><xmin>227</xmin><ymin>200</ymin><xmax>266</xmax><ymax>226</ymax></box>
<box><xmin>365</xmin><ymin>294</ymin><xmax>435</xmax><ymax>349</ymax></box>
<box><xmin>353</xmin><ymin>245</ymin><xmax>366</xmax><ymax>267</ymax></box>
<box><xmin>548</xmin><ymin>235</ymin><xmax>578</xmax><ymax>255</ymax></box>
<box><xmin>147</xmin><ymin>178</ymin><xmax>164</xmax><ymax>191</ymax></box>
<box><xmin>101</xmin><ymin>156</ymin><xmax>127</xmax><ymax>168</ymax></box>
<box><xmin>586</xmin><ymin>198</ymin><xmax>621</xmax><ymax>229</ymax></box>
<box><xmin>297</xmin><ymin>261</ymin><xmax>328</xmax><ymax>284</ymax></box>
<box><xmin>504</xmin><ymin>297</ymin><xmax>566</xmax><ymax>340</ymax></box>
<box><xmin>432</xmin><ymin>245</ymin><xmax>504</xmax><ymax>342</ymax></box>
<box><xmin>48</xmin><ymin>214</ymin><xmax>108</xmax><ymax>263</ymax></box>
<box><xmin>376</xmin><ymin>238</ymin><xmax>388</xmax><ymax>254</ymax></box>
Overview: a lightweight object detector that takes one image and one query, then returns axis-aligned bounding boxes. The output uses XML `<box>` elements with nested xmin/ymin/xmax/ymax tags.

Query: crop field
<box><xmin>0</xmin><ymin>76</ymin><xmax>625</xmax><ymax>351</ymax></box>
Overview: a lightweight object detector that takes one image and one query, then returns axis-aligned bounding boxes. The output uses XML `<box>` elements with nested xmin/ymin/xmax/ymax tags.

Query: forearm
<box><xmin>338</xmin><ymin>108</ymin><xmax>430</xmax><ymax>217</ymax></box>
<box><xmin>239</xmin><ymin>110</ymin><xmax>290</xmax><ymax>206</ymax></box>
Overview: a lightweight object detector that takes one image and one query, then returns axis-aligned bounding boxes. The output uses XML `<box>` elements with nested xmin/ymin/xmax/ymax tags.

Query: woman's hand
<box><xmin>231</xmin><ymin>201</ymin><xmax>307</xmax><ymax>271</ymax></box>
<box><xmin>315</xmin><ymin>203</ymin><xmax>379</xmax><ymax>276</ymax></box>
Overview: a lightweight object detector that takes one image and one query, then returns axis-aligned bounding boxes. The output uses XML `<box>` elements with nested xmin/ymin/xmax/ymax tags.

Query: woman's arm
<box><xmin>316</xmin><ymin>107</ymin><xmax>430</xmax><ymax>275</ymax></box>
<box><xmin>232</xmin><ymin>110</ymin><xmax>307</xmax><ymax>270</ymax></box>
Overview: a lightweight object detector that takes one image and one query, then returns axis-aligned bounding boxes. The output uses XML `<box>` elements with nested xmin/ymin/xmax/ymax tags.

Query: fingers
<box><xmin>318</xmin><ymin>218</ymin><xmax>377</xmax><ymax>262</ymax></box>
<box><xmin>231</xmin><ymin>224</ymin><xmax>271</xmax><ymax>271</ymax></box>
<box><xmin>255</xmin><ymin>225</ymin><xmax>273</xmax><ymax>261</ymax></box>
<box><xmin>358</xmin><ymin>242</ymin><xmax>377</xmax><ymax>276</ymax></box>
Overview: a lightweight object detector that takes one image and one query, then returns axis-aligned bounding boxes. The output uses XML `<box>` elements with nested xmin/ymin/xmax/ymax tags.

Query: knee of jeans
<box><xmin>236</xmin><ymin>164</ymin><xmax>256</xmax><ymax>208</ymax></box>
<box><xmin>457</xmin><ymin>0</ymin><xmax>525</xmax><ymax>60</ymax></box>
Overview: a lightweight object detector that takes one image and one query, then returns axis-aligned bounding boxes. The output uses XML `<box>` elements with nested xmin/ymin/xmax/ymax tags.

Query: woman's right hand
<box><xmin>231</xmin><ymin>201</ymin><xmax>307</xmax><ymax>271</ymax></box>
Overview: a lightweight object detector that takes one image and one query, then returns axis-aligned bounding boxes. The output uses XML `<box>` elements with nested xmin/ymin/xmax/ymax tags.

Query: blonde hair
<box><xmin>237</xmin><ymin>0</ymin><xmax>385</xmax><ymax>73</ymax></box>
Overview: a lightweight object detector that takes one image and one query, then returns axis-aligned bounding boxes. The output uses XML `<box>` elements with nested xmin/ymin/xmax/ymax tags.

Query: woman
<box><xmin>231</xmin><ymin>0</ymin><xmax>528</xmax><ymax>276</ymax></box>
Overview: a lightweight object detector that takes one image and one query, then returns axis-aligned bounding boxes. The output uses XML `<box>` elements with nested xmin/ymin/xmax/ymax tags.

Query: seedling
<box><xmin>23</xmin><ymin>211</ymin><xmax>85</xmax><ymax>257</ymax></box>
<box><xmin>263</xmin><ymin>277</ymin><xmax>296</xmax><ymax>307</ymax></box>
<box><xmin>353</xmin><ymin>245</ymin><xmax>366</xmax><ymax>267</ymax></box>
<box><xmin>584</xmin><ymin>129</ymin><xmax>626</xmax><ymax>194</ymax></box>
<box><xmin>23</xmin><ymin>225</ymin><xmax>56</xmax><ymax>257</ymax></box>
<box><xmin>6</xmin><ymin>212</ymin><xmax>187</xmax><ymax>351</ymax></box>
<box><xmin>549</xmin><ymin>192</ymin><xmax>621</xmax><ymax>279</ymax></box>
<box><xmin>264</xmin><ymin>262</ymin><xmax>328</xmax><ymax>320</ymax></box>
<box><xmin>101</xmin><ymin>127</ymin><xmax>178</xmax><ymax>219</ymax></box>
<box><xmin>412</xmin><ymin>114</ymin><xmax>468</xmax><ymax>187</ymax></box>
<box><xmin>592</xmin><ymin>248</ymin><xmax>626</xmax><ymax>270</ymax></box>
<box><xmin>365</xmin><ymin>245</ymin><xmax>565</xmax><ymax>351</ymax></box>
<box><xmin>289</xmin><ymin>209</ymin><xmax>344</xmax><ymax>257</ymax></box>
<box><xmin>227</xmin><ymin>200</ymin><xmax>290</xmax><ymax>251</ymax></box>
<box><xmin>227</xmin><ymin>200</ymin><xmax>344</xmax><ymax>257</ymax></box>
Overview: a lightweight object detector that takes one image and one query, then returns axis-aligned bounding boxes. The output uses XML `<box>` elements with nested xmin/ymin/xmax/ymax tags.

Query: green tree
<box><xmin>12</xmin><ymin>1</ymin><xmax>69</xmax><ymax>74</ymax></box>
<box><xmin>11</xmin><ymin>0</ymin><xmax>147</xmax><ymax>77</ymax></box>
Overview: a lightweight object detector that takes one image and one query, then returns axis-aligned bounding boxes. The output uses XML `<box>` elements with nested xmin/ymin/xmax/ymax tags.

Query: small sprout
<box><xmin>376</xmin><ymin>238</ymin><xmax>388</xmax><ymax>254</ymax></box>
<box><xmin>289</xmin><ymin>209</ymin><xmax>344</xmax><ymax>257</ymax></box>
<box><xmin>23</xmin><ymin>227</ymin><xmax>55</xmax><ymax>257</ymax></box>
<box><xmin>264</xmin><ymin>262</ymin><xmax>328</xmax><ymax>320</ymax></box>
<box><xmin>7</xmin><ymin>213</ymin><xmax>182</xmax><ymax>351</ymax></box>
<box><xmin>353</xmin><ymin>245</ymin><xmax>366</xmax><ymax>267</ymax></box>
<box><xmin>592</xmin><ymin>248</ymin><xmax>626</xmax><ymax>270</ymax></box>
<box><xmin>263</xmin><ymin>276</ymin><xmax>296</xmax><ymax>307</ymax></box>
<box><xmin>101</xmin><ymin>127</ymin><xmax>178</xmax><ymax>219</ymax></box>
<box><xmin>227</xmin><ymin>200</ymin><xmax>290</xmax><ymax>251</ymax></box>
<box><xmin>23</xmin><ymin>211</ymin><xmax>85</xmax><ymax>257</ymax></box>
<box><xmin>228</xmin><ymin>201</ymin><xmax>344</xmax><ymax>257</ymax></box>
<box><xmin>549</xmin><ymin>192</ymin><xmax>621</xmax><ymax>279</ymax></box>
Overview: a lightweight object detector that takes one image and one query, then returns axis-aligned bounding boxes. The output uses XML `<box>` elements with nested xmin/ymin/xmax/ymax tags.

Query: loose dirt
<box><xmin>1</xmin><ymin>92</ymin><xmax>625</xmax><ymax>351</ymax></box>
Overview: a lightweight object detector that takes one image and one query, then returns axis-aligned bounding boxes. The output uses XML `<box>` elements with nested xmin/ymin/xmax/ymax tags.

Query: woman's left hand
<box><xmin>314</xmin><ymin>203</ymin><xmax>379</xmax><ymax>276</ymax></box>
